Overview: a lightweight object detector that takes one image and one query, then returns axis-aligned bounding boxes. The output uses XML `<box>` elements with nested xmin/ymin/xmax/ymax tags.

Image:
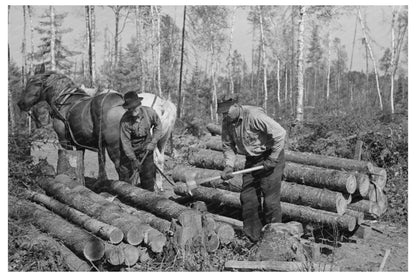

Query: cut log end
<box><xmin>205</xmin><ymin>231</ymin><xmax>220</xmax><ymax>253</ymax></box>
<box><xmin>356</xmin><ymin>173</ymin><xmax>370</xmax><ymax>197</ymax></box>
<box><xmin>83</xmin><ymin>239</ymin><xmax>105</xmax><ymax>262</ymax></box>
<box><xmin>147</xmin><ymin>233</ymin><xmax>167</xmax><ymax>253</ymax></box>
<box><xmin>215</xmin><ymin>223</ymin><xmax>235</xmax><ymax>245</ymax></box>
<box><xmin>335</xmin><ymin>194</ymin><xmax>348</xmax><ymax>215</ymax></box>
<box><xmin>122</xmin><ymin>244</ymin><xmax>140</xmax><ymax>266</ymax></box>
<box><xmin>105</xmin><ymin>245</ymin><xmax>125</xmax><ymax>266</ymax></box>
<box><xmin>126</xmin><ymin>226</ymin><xmax>144</xmax><ymax>246</ymax></box>
<box><xmin>345</xmin><ymin>175</ymin><xmax>358</xmax><ymax>194</ymax></box>
<box><xmin>109</xmin><ymin>229</ymin><xmax>124</xmax><ymax>245</ymax></box>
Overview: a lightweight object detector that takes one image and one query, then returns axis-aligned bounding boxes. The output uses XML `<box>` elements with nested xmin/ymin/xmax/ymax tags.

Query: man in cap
<box><xmin>218</xmin><ymin>96</ymin><xmax>287</xmax><ymax>243</ymax></box>
<box><xmin>119</xmin><ymin>91</ymin><xmax>163</xmax><ymax>191</ymax></box>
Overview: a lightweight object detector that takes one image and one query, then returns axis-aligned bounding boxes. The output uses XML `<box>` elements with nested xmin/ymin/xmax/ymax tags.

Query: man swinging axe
<box><xmin>217</xmin><ymin>96</ymin><xmax>287</xmax><ymax>243</ymax></box>
<box><xmin>119</xmin><ymin>91</ymin><xmax>163</xmax><ymax>191</ymax></box>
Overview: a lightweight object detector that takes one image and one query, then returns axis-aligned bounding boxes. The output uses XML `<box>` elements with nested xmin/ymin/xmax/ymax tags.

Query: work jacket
<box><xmin>222</xmin><ymin>105</ymin><xmax>286</xmax><ymax>168</ymax></box>
<box><xmin>120</xmin><ymin>106</ymin><xmax>162</xmax><ymax>161</ymax></box>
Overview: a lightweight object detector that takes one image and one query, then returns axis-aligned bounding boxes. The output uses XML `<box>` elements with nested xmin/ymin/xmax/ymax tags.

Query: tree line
<box><xmin>8</xmin><ymin>5</ymin><xmax>408</xmax><ymax>135</ymax></box>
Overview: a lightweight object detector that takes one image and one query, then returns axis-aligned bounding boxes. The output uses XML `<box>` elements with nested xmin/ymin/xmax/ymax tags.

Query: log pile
<box><xmin>178</xmin><ymin>131</ymin><xmax>388</xmax><ymax>236</ymax></box>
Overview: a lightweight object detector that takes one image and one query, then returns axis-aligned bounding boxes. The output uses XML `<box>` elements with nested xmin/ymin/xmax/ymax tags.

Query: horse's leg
<box><xmin>97</xmin><ymin>145</ymin><xmax>108</xmax><ymax>181</ymax></box>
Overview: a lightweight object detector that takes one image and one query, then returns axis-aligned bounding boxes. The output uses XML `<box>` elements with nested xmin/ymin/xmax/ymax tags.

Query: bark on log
<box><xmin>206</xmin><ymin>123</ymin><xmax>222</xmax><ymax>136</ymax></box>
<box><xmin>57</xmin><ymin>149</ymin><xmax>85</xmax><ymax>185</ymax></box>
<box><xmin>186</xmin><ymin>151</ymin><xmax>358</xmax><ymax>195</ymax></box>
<box><xmin>344</xmin><ymin>209</ymin><xmax>364</xmax><ymax>225</ymax></box>
<box><xmin>224</xmin><ymin>260</ymin><xmax>340</xmax><ymax>271</ymax></box>
<box><xmin>26</xmin><ymin>190</ymin><xmax>124</xmax><ymax>244</ymax></box>
<box><xmin>40</xmin><ymin>176</ymin><xmax>163</xmax><ymax>248</ymax></box>
<box><xmin>32</xmin><ymin>232</ymin><xmax>91</xmax><ymax>271</ymax></box>
<box><xmin>210</xmin><ymin>214</ymin><xmax>243</xmax><ymax>231</ymax></box>
<box><xmin>173</xmin><ymin>184</ymin><xmax>355</xmax><ymax>231</ymax></box>
<box><xmin>12</xmin><ymin>197</ymin><xmax>105</xmax><ymax>261</ymax></box>
<box><xmin>204</xmin><ymin>137</ymin><xmax>375</xmax><ymax>174</ymax></box>
<box><xmin>175</xmin><ymin>178</ymin><xmax>350</xmax><ymax>215</ymax></box>
<box><xmin>368</xmin><ymin>185</ymin><xmax>388</xmax><ymax>214</ymax></box>
<box><xmin>99</xmin><ymin>192</ymin><xmax>171</xmax><ymax>234</ymax></box>
<box><xmin>89</xmin><ymin>179</ymin><xmax>203</xmax><ymax>248</ymax></box>
<box><xmin>348</xmin><ymin>200</ymin><xmax>381</xmax><ymax>219</ymax></box>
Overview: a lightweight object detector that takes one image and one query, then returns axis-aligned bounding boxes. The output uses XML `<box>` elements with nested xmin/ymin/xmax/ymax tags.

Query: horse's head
<box><xmin>17</xmin><ymin>74</ymin><xmax>46</xmax><ymax>112</ymax></box>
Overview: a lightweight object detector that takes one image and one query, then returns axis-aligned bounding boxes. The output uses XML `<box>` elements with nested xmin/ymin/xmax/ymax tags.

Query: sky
<box><xmin>7</xmin><ymin>5</ymin><xmax>401</xmax><ymax>73</ymax></box>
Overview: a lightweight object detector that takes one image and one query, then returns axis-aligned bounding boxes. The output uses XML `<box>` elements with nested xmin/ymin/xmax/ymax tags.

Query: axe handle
<box><xmin>197</xmin><ymin>165</ymin><xmax>264</xmax><ymax>185</ymax></box>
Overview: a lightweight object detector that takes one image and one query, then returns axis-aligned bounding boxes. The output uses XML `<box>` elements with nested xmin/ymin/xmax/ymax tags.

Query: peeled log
<box><xmin>174</xmin><ymin>184</ymin><xmax>355</xmax><ymax>231</ymax></box>
<box><xmin>12</xmin><ymin>197</ymin><xmax>105</xmax><ymax>261</ymax></box>
<box><xmin>224</xmin><ymin>260</ymin><xmax>340</xmax><ymax>272</ymax></box>
<box><xmin>206</xmin><ymin>123</ymin><xmax>222</xmax><ymax>136</ymax></box>
<box><xmin>187</xmin><ymin>150</ymin><xmax>358</xmax><ymax>195</ymax></box>
<box><xmin>348</xmin><ymin>200</ymin><xmax>381</xmax><ymax>219</ymax></box>
<box><xmin>57</xmin><ymin>149</ymin><xmax>85</xmax><ymax>185</ymax></box>
<box><xmin>204</xmin><ymin>137</ymin><xmax>375</xmax><ymax>174</ymax></box>
<box><xmin>99</xmin><ymin>192</ymin><xmax>171</xmax><ymax>234</ymax></box>
<box><xmin>39</xmin><ymin>176</ymin><xmax>161</xmax><ymax>247</ymax></box>
<box><xmin>26</xmin><ymin>190</ymin><xmax>123</xmax><ymax>244</ymax></box>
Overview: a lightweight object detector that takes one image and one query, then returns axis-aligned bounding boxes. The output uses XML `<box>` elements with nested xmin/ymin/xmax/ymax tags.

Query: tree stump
<box><xmin>57</xmin><ymin>149</ymin><xmax>85</xmax><ymax>185</ymax></box>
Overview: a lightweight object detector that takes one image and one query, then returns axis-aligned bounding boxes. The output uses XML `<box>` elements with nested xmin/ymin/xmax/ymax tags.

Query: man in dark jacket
<box><xmin>119</xmin><ymin>91</ymin><xmax>163</xmax><ymax>191</ymax></box>
<box><xmin>218</xmin><ymin>96</ymin><xmax>286</xmax><ymax>243</ymax></box>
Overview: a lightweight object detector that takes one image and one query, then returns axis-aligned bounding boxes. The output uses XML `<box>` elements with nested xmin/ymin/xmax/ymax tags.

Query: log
<box><xmin>32</xmin><ymin>232</ymin><xmax>91</xmax><ymax>271</ymax></box>
<box><xmin>105</xmin><ymin>244</ymin><xmax>125</xmax><ymax>266</ymax></box>
<box><xmin>175</xmin><ymin>179</ymin><xmax>350</xmax><ymax>215</ymax></box>
<box><xmin>121</xmin><ymin>244</ymin><xmax>140</xmax><ymax>266</ymax></box>
<box><xmin>26</xmin><ymin>190</ymin><xmax>124</xmax><ymax>244</ymax></box>
<box><xmin>366</xmin><ymin>184</ymin><xmax>387</xmax><ymax>214</ymax></box>
<box><xmin>344</xmin><ymin>209</ymin><xmax>364</xmax><ymax>225</ymax></box>
<box><xmin>203</xmin><ymin>138</ymin><xmax>375</xmax><ymax>174</ymax></box>
<box><xmin>173</xmin><ymin>184</ymin><xmax>356</xmax><ymax>231</ymax></box>
<box><xmin>99</xmin><ymin>192</ymin><xmax>172</xmax><ymax>234</ymax></box>
<box><xmin>137</xmin><ymin>246</ymin><xmax>151</xmax><ymax>263</ymax></box>
<box><xmin>186</xmin><ymin>152</ymin><xmax>358</xmax><ymax>194</ymax></box>
<box><xmin>89</xmin><ymin>179</ymin><xmax>203</xmax><ymax>248</ymax></box>
<box><xmin>40</xmin><ymin>176</ymin><xmax>163</xmax><ymax>247</ymax></box>
<box><xmin>205</xmin><ymin>231</ymin><xmax>220</xmax><ymax>253</ymax></box>
<box><xmin>215</xmin><ymin>222</ymin><xmax>235</xmax><ymax>245</ymax></box>
<box><xmin>370</xmin><ymin>167</ymin><xmax>387</xmax><ymax>189</ymax></box>
<box><xmin>355</xmin><ymin>173</ymin><xmax>370</xmax><ymax>197</ymax></box>
<box><xmin>224</xmin><ymin>260</ymin><xmax>340</xmax><ymax>272</ymax></box>
<box><xmin>210</xmin><ymin>214</ymin><xmax>243</xmax><ymax>231</ymax></box>
<box><xmin>348</xmin><ymin>200</ymin><xmax>381</xmax><ymax>219</ymax></box>
<box><xmin>12</xmin><ymin>197</ymin><xmax>105</xmax><ymax>261</ymax></box>
<box><xmin>57</xmin><ymin>149</ymin><xmax>85</xmax><ymax>185</ymax></box>
<box><xmin>206</xmin><ymin>123</ymin><xmax>222</xmax><ymax>136</ymax></box>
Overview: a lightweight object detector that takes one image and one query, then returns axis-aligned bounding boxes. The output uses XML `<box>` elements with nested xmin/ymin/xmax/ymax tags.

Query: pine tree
<box><xmin>34</xmin><ymin>7</ymin><xmax>78</xmax><ymax>73</ymax></box>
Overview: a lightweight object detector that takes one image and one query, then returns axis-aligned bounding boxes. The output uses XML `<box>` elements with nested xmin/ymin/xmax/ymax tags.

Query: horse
<box><xmin>17</xmin><ymin>71</ymin><xmax>177</xmax><ymax>191</ymax></box>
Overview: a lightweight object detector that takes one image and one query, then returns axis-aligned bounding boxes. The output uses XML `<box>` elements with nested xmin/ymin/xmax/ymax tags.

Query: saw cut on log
<box><xmin>99</xmin><ymin>192</ymin><xmax>172</xmax><ymax>235</ymax></box>
<box><xmin>348</xmin><ymin>199</ymin><xmax>381</xmax><ymax>219</ymax></box>
<box><xmin>26</xmin><ymin>190</ymin><xmax>124</xmax><ymax>244</ymax></box>
<box><xmin>40</xmin><ymin>176</ymin><xmax>165</xmax><ymax>249</ymax></box>
<box><xmin>224</xmin><ymin>260</ymin><xmax>340</xmax><ymax>271</ymax></box>
<box><xmin>173</xmin><ymin>184</ymin><xmax>355</xmax><ymax>231</ymax></box>
<box><xmin>11</xmin><ymin>197</ymin><xmax>105</xmax><ymax>262</ymax></box>
<box><xmin>344</xmin><ymin>209</ymin><xmax>365</xmax><ymax>225</ymax></box>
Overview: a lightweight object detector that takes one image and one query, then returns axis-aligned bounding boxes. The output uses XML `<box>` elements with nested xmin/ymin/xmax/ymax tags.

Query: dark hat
<box><xmin>217</xmin><ymin>95</ymin><xmax>238</xmax><ymax>114</ymax></box>
<box><xmin>122</xmin><ymin>91</ymin><xmax>143</xmax><ymax>109</ymax></box>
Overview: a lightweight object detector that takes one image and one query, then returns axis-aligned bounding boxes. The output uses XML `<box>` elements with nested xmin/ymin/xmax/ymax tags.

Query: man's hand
<box><xmin>221</xmin><ymin>166</ymin><xmax>234</xmax><ymax>180</ymax></box>
<box><xmin>132</xmin><ymin>159</ymin><xmax>141</xmax><ymax>172</ymax></box>
<box><xmin>263</xmin><ymin>158</ymin><xmax>277</xmax><ymax>171</ymax></box>
<box><xmin>146</xmin><ymin>142</ymin><xmax>156</xmax><ymax>152</ymax></box>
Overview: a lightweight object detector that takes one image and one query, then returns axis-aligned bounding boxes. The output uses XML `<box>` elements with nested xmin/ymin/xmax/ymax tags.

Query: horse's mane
<box><xmin>30</xmin><ymin>71</ymin><xmax>88</xmax><ymax>96</ymax></box>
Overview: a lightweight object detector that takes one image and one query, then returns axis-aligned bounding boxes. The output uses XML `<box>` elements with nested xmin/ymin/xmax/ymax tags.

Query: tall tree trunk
<box><xmin>259</xmin><ymin>7</ymin><xmax>268</xmax><ymax>112</ymax></box>
<box><xmin>348</xmin><ymin>17</ymin><xmax>358</xmax><ymax>101</ymax></box>
<box><xmin>291</xmin><ymin>6</ymin><xmax>296</xmax><ymax>113</ymax></box>
<box><xmin>357</xmin><ymin>8</ymin><xmax>383</xmax><ymax>110</ymax></box>
<box><xmin>90</xmin><ymin>6</ymin><xmax>96</xmax><ymax>87</ymax></box>
<box><xmin>210</xmin><ymin>41</ymin><xmax>218</xmax><ymax>123</ymax></box>
<box><xmin>155</xmin><ymin>6</ymin><xmax>163</xmax><ymax>97</ymax></box>
<box><xmin>326</xmin><ymin>33</ymin><xmax>331</xmax><ymax>101</ymax></box>
<box><xmin>50</xmin><ymin>6</ymin><xmax>56</xmax><ymax>71</ymax></box>
<box><xmin>114</xmin><ymin>7</ymin><xmax>120</xmax><ymax>69</ymax></box>
<box><xmin>85</xmin><ymin>6</ymin><xmax>91</xmax><ymax>85</ymax></box>
<box><xmin>284</xmin><ymin>65</ymin><xmax>288</xmax><ymax>104</ymax></box>
<box><xmin>177</xmin><ymin>5</ymin><xmax>186</xmax><ymax>119</ymax></box>
<box><xmin>22</xmin><ymin>6</ymin><xmax>27</xmax><ymax>85</ymax></box>
<box><xmin>135</xmin><ymin>6</ymin><xmax>145</xmax><ymax>93</ymax></box>
<box><xmin>28</xmin><ymin>6</ymin><xmax>35</xmax><ymax>75</ymax></box>
<box><xmin>390</xmin><ymin>7</ymin><xmax>396</xmax><ymax>114</ymax></box>
<box><xmin>8</xmin><ymin>6</ymin><xmax>16</xmax><ymax>135</ymax></box>
<box><xmin>296</xmin><ymin>6</ymin><xmax>305</xmax><ymax>122</ymax></box>
<box><xmin>228</xmin><ymin>7</ymin><xmax>237</xmax><ymax>95</ymax></box>
<box><xmin>276</xmin><ymin>59</ymin><xmax>281</xmax><ymax>108</ymax></box>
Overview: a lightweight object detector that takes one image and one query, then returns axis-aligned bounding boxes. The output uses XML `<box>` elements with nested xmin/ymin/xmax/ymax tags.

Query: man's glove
<box><xmin>132</xmin><ymin>159</ymin><xmax>141</xmax><ymax>172</ymax></box>
<box><xmin>263</xmin><ymin>158</ymin><xmax>277</xmax><ymax>171</ymax></box>
<box><xmin>146</xmin><ymin>142</ymin><xmax>156</xmax><ymax>152</ymax></box>
<box><xmin>221</xmin><ymin>166</ymin><xmax>234</xmax><ymax>180</ymax></box>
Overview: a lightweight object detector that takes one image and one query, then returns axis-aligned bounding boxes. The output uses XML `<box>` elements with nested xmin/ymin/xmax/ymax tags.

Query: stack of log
<box><xmin>171</xmin><ymin>127</ymin><xmax>387</xmax><ymax>235</ymax></box>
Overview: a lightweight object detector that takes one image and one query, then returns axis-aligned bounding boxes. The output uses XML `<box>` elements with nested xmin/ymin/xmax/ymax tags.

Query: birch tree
<box><xmin>296</xmin><ymin>5</ymin><xmax>305</xmax><ymax>122</ymax></box>
<box><xmin>258</xmin><ymin>6</ymin><xmax>268</xmax><ymax>112</ymax></box>
<box><xmin>357</xmin><ymin>7</ymin><xmax>383</xmax><ymax>110</ymax></box>
<box><xmin>227</xmin><ymin>6</ymin><xmax>237</xmax><ymax>95</ymax></box>
<box><xmin>22</xmin><ymin>6</ymin><xmax>27</xmax><ymax>84</ymax></box>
